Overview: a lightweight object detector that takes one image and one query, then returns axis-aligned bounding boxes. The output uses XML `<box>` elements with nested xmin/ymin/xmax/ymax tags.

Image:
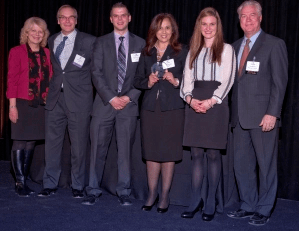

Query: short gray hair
<box><xmin>237</xmin><ymin>0</ymin><xmax>262</xmax><ymax>18</ymax></box>
<box><xmin>57</xmin><ymin>5</ymin><xmax>78</xmax><ymax>20</ymax></box>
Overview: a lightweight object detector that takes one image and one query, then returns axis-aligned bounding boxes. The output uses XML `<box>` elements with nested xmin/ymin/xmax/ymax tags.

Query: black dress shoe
<box><xmin>157</xmin><ymin>205</ymin><xmax>169</xmax><ymax>213</ymax></box>
<box><xmin>141</xmin><ymin>195</ymin><xmax>159</xmax><ymax>211</ymax></box>
<box><xmin>181</xmin><ymin>200</ymin><xmax>203</xmax><ymax>219</ymax></box>
<box><xmin>227</xmin><ymin>209</ymin><xmax>254</xmax><ymax>219</ymax></box>
<box><xmin>202</xmin><ymin>213</ymin><xmax>214</xmax><ymax>221</ymax></box>
<box><xmin>118</xmin><ymin>195</ymin><xmax>132</xmax><ymax>206</ymax></box>
<box><xmin>38</xmin><ymin>188</ymin><xmax>57</xmax><ymax>197</ymax></box>
<box><xmin>248</xmin><ymin>212</ymin><xmax>269</xmax><ymax>226</ymax></box>
<box><xmin>72</xmin><ymin>189</ymin><xmax>84</xmax><ymax>198</ymax></box>
<box><xmin>82</xmin><ymin>195</ymin><xmax>100</xmax><ymax>205</ymax></box>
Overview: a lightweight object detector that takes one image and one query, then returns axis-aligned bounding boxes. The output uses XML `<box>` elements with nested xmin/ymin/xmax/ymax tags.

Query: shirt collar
<box><xmin>243</xmin><ymin>29</ymin><xmax>262</xmax><ymax>47</ymax></box>
<box><xmin>114</xmin><ymin>31</ymin><xmax>129</xmax><ymax>43</ymax></box>
<box><xmin>60</xmin><ymin>29</ymin><xmax>77</xmax><ymax>43</ymax></box>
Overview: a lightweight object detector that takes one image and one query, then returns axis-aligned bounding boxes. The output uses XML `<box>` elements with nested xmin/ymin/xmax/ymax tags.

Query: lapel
<box><xmin>108</xmin><ymin>32</ymin><xmax>118</xmax><ymax>72</ymax></box>
<box><xmin>49</xmin><ymin>32</ymin><xmax>61</xmax><ymax>68</ymax></box>
<box><xmin>239</xmin><ymin>31</ymin><xmax>265</xmax><ymax>78</ymax></box>
<box><xmin>64</xmin><ymin>29</ymin><xmax>83</xmax><ymax>70</ymax></box>
<box><xmin>125</xmin><ymin>32</ymin><xmax>136</xmax><ymax>78</ymax></box>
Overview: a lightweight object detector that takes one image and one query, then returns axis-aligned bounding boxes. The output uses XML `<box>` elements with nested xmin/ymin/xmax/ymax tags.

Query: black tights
<box><xmin>145</xmin><ymin>161</ymin><xmax>175</xmax><ymax>209</ymax></box>
<box><xmin>12</xmin><ymin>140</ymin><xmax>36</xmax><ymax>151</ymax></box>
<box><xmin>187</xmin><ymin>147</ymin><xmax>221</xmax><ymax>214</ymax></box>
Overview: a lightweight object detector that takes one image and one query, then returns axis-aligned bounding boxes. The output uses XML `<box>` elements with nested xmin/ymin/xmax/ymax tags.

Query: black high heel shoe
<box><xmin>157</xmin><ymin>197</ymin><xmax>170</xmax><ymax>213</ymax></box>
<box><xmin>202</xmin><ymin>212</ymin><xmax>214</xmax><ymax>221</ymax></box>
<box><xmin>141</xmin><ymin>195</ymin><xmax>159</xmax><ymax>211</ymax></box>
<box><xmin>181</xmin><ymin>199</ymin><xmax>204</xmax><ymax>219</ymax></box>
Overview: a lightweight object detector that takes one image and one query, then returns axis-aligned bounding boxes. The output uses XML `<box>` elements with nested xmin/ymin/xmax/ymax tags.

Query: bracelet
<box><xmin>189</xmin><ymin>96</ymin><xmax>193</xmax><ymax>108</ymax></box>
<box><xmin>9</xmin><ymin>105</ymin><xmax>16</xmax><ymax>109</ymax></box>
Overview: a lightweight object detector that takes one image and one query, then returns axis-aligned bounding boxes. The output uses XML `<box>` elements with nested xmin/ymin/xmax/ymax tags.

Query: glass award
<box><xmin>151</xmin><ymin>62</ymin><xmax>165</xmax><ymax>79</ymax></box>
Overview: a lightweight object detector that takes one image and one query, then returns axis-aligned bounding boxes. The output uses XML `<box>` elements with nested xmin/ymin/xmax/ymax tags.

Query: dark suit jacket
<box><xmin>134</xmin><ymin>45</ymin><xmax>188</xmax><ymax>112</ymax></box>
<box><xmin>46</xmin><ymin>29</ymin><xmax>96</xmax><ymax>112</ymax></box>
<box><xmin>91</xmin><ymin>32</ymin><xmax>145</xmax><ymax>118</ymax></box>
<box><xmin>231</xmin><ymin>31</ymin><xmax>288</xmax><ymax>129</ymax></box>
<box><xmin>6</xmin><ymin>44</ymin><xmax>52</xmax><ymax>100</ymax></box>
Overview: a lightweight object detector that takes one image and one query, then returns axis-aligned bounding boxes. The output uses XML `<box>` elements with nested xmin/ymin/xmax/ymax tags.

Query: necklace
<box><xmin>154</xmin><ymin>44</ymin><xmax>167</xmax><ymax>61</ymax></box>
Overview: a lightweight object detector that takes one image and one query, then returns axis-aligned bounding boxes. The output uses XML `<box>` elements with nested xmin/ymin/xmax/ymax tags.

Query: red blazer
<box><xmin>6</xmin><ymin>44</ymin><xmax>53</xmax><ymax>100</ymax></box>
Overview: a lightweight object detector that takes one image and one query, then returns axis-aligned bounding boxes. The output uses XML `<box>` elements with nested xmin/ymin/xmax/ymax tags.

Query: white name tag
<box><xmin>162</xmin><ymin>59</ymin><xmax>175</xmax><ymax>69</ymax></box>
<box><xmin>131</xmin><ymin>53</ymin><xmax>141</xmax><ymax>62</ymax></box>
<box><xmin>246</xmin><ymin>61</ymin><xmax>260</xmax><ymax>72</ymax></box>
<box><xmin>73</xmin><ymin>54</ymin><xmax>85</xmax><ymax>68</ymax></box>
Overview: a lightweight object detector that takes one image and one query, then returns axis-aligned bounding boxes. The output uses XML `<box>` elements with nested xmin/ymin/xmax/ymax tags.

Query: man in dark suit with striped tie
<box><xmin>38</xmin><ymin>5</ymin><xmax>96</xmax><ymax>198</ymax></box>
<box><xmin>82</xmin><ymin>3</ymin><xmax>145</xmax><ymax>206</ymax></box>
<box><xmin>227</xmin><ymin>0</ymin><xmax>288</xmax><ymax>226</ymax></box>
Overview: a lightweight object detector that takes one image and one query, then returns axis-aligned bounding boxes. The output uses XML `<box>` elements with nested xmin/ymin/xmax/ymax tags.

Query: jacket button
<box><xmin>63</xmin><ymin>72</ymin><xmax>65</xmax><ymax>74</ymax></box>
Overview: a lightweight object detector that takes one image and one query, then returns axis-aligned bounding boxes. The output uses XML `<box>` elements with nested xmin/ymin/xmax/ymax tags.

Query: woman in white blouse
<box><xmin>180</xmin><ymin>7</ymin><xmax>236</xmax><ymax>221</ymax></box>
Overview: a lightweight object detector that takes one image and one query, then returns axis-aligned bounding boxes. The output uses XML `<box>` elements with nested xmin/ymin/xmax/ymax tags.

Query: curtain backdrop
<box><xmin>1</xmin><ymin>0</ymin><xmax>299</xmax><ymax>201</ymax></box>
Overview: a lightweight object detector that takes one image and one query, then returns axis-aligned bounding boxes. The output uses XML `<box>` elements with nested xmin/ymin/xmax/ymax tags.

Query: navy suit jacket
<box><xmin>46</xmin><ymin>29</ymin><xmax>96</xmax><ymax>112</ymax></box>
<box><xmin>230</xmin><ymin>31</ymin><xmax>288</xmax><ymax>129</ymax></box>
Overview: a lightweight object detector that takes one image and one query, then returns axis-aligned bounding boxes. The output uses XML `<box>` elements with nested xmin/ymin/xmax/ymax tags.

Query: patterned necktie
<box><xmin>54</xmin><ymin>36</ymin><xmax>68</xmax><ymax>64</ymax></box>
<box><xmin>238</xmin><ymin>38</ymin><xmax>251</xmax><ymax>77</ymax></box>
<box><xmin>117</xmin><ymin>36</ymin><xmax>126</xmax><ymax>93</ymax></box>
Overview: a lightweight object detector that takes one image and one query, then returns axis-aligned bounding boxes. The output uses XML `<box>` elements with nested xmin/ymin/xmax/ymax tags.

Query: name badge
<box><xmin>73</xmin><ymin>54</ymin><xmax>85</xmax><ymax>68</ymax></box>
<box><xmin>246</xmin><ymin>61</ymin><xmax>260</xmax><ymax>74</ymax></box>
<box><xmin>131</xmin><ymin>53</ymin><xmax>141</xmax><ymax>62</ymax></box>
<box><xmin>162</xmin><ymin>59</ymin><xmax>175</xmax><ymax>69</ymax></box>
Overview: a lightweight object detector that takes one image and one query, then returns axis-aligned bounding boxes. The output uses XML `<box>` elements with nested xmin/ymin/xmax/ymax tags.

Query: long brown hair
<box><xmin>189</xmin><ymin>7</ymin><xmax>224</xmax><ymax>69</ymax></box>
<box><xmin>144</xmin><ymin>13</ymin><xmax>181</xmax><ymax>55</ymax></box>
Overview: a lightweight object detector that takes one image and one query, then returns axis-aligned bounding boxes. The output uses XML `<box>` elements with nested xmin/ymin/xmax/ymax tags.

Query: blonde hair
<box><xmin>20</xmin><ymin>17</ymin><xmax>50</xmax><ymax>47</ymax></box>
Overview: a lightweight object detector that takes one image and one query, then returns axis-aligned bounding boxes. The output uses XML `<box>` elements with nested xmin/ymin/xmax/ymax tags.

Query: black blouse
<box><xmin>134</xmin><ymin>45</ymin><xmax>188</xmax><ymax>112</ymax></box>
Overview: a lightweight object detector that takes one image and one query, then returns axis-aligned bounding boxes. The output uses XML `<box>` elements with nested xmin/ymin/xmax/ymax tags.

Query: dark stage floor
<box><xmin>0</xmin><ymin>160</ymin><xmax>298</xmax><ymax>231</ymax></box>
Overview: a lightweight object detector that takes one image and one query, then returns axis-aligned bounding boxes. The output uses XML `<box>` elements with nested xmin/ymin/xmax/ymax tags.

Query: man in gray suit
<box><xmin>82</xmin><ymin>3</ymin><xmax>145</xmax><ymax>206</ymax></box>
<box><xmin>227</xmin><ymin>0</ymin><xmax>288</xmax><ymax>226</ymax></box>
<box><xmin>38</xmin><ymin>5</ymin><xmax>96</xmax><ymax>198</ymax></box>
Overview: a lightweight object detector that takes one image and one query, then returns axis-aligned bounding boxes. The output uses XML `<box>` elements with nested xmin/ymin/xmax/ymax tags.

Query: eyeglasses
<box><xmin>58</xmin><ymin>16</ymin><xmax>77</xmax><ymax>22</ymax></box>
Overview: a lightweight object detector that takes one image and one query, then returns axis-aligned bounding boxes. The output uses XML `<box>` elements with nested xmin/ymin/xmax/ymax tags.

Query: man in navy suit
<box><xmin>38</xmin><ymin>5</ymin><xmax>96</xmax><ymax>198</ymax></box>
<box><xmin>227</xmin><ymin>0</ymin><xmax>288</xmax><ymax>226</ymax></box>
<box><xmin>82</xmin><ymin>3</ymin><xmax>145</xmax><ymax>206</ymax></box>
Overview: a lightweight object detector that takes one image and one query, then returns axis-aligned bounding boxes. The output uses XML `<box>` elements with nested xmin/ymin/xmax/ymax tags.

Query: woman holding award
<box><xmin>180</xmin><ymin>7</ymin><xmax>236</xmax><ymax>221</ymax></box>
<box><xmin>6</xmin><ymin>17</ymin><xmax>52</xmax><ymax>197</ymax></box>
<box><xmin>134</xmin><ymin>13</ymin><xmax>188</xmax><ymax>213</ymax></box>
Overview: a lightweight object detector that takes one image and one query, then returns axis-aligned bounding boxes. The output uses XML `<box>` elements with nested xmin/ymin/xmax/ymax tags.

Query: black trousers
<box><xmin>233</xmin><ymin>122</ymin><xmax>278</xmax><ymax>216</ymax></box>
<box><xmin>43</xmin><ymin>93</ymin><xmax>90</xmax><ymax>190</ymax></box>
<box><xmin>86</xmin><ymin>111</ymin><xmax>137</xmax><ymax>197</ymax></box>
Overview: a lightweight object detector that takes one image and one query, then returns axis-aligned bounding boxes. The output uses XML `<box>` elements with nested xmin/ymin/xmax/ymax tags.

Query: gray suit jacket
<box><xmin>231</xmin><ymin>31</ymin><xmax>288</xmax><ymax>129</ymax></box>
<box><xmin>46</xmin><ymin>29</ymin><xmax>96</xmax><ymax>112</ymax></box>
<box><xmin>91</xmin><ymin>32</ymin><xmax>145</xmax><ymax>118</ymax></box>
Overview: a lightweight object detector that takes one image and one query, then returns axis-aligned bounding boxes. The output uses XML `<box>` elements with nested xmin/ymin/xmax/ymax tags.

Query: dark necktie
<box><xmin>54</xmin><ymin>36</ymin><xmax>68</xmax><ymax>64</ymax></box>
<box><xmin>238</xmin><ymin>38</ymin><xmax>250</xmax><ymax>77</ymax></box>
<box><xmin>117</xmin><ymin>36</ymin><xmax>126</xmax><ymax>93</ymax></box>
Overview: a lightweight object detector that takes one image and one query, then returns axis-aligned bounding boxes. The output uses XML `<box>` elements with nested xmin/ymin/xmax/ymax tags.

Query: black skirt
<box><xmin>183</xmin><ymin>81</ymin><xmax>229</xmax><ymax>149</ymax></box>
<box><xmin>11</xmin><ymin>99</ymin><xmax>45</xmax><ymax>140</ymax></box>
<box><xmin>140</xmin><ymin>99</ymin><xmax>184</xmax><ymax>162</ymax></box>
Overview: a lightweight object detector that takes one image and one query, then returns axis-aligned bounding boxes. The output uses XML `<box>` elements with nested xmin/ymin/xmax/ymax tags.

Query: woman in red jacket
<box><xmin>7</xmin><ymin>17</ymin><xmax>52</xmax><ymax>197</ymax></box>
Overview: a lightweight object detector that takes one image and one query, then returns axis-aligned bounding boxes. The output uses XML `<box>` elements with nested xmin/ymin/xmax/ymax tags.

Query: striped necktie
<box><xmin>117</xmin><ymin>36</ymin><xmax>126</xmax><ymax>93</ymax></box>
<box><xmin>55</xmin><ymin>36</ymin><xmax>68</xmax><ymax>64</ymax></box>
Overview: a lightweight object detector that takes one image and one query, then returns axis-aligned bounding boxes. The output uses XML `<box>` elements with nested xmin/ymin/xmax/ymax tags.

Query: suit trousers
<box><xmin>86</xmin><ymin>111</ymin><xmax>137</xmax><ymax>197</ymax></box>
<box><xmin>233</xmin><ymin>122</ymin><xmax>278</xmax><ymax>216</ymax></box>
<box><xmin>43</xmin><ymin>92</ymin><xmax>90</xmax><ymax>190</ymax></box>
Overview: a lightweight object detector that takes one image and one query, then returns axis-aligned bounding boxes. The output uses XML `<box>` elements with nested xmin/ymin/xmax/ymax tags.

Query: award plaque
<box><xmin>151</xmin><ymin>62</ymin><xmax>165</xmax><ymax>79</ymax></box>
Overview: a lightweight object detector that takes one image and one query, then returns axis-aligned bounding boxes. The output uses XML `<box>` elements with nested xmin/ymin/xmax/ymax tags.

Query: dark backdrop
<box><xmin>1</xmin><ymin>0</ymin><xmax>299</xmax><ymax>201</ymax></box>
